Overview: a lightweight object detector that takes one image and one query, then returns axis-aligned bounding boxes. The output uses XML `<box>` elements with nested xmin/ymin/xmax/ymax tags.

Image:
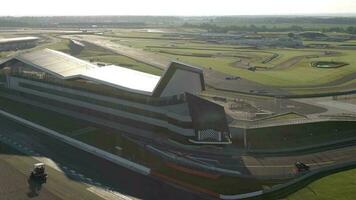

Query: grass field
<box><xmin>2</xmin><ymin>30</ymin><xmax>356</xmax><ymax>93</ymax></box>
<box><xmin>287</xmin><ymin>168</ymin><xmax>356</xmax><ymax>200</ymax></box>
<box><xmin>108</xmin><ymin>30</ymin><xmax>356</xmax><ymax>90</ymax></box>
<box><xmin>32</xmin><ymin>30</ymin><xmax>356</xmax><ymax>95</ymax></box>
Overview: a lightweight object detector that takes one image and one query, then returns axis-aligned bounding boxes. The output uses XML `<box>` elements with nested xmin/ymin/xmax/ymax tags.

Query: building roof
<box><xmin>82</xmin><ymin>65</ymin><xmax>160</xmax><ymax>94</ymax></box>
<box><xmin>8</xmin><ymin>48</ymin><xmax>204</xmax><ymax>96</ymax></box>
<box><xmin>16</xmin><ymin>48</ymin><xmax>96</xmax><ymax>78</ymax></box>
<box><xmin>14</xmin><ymin>48</ymin><xmax>160</xmax><ymax>94</ymax></box>
<box><xmin>70</xmin><ymin>39</ymin><xmax>85</xmax><ymax>47</ymax></box>
<box><xmin>0</xmin><ymin>36</ymin><xmax>39</xmax><ymax>44</ymax></box>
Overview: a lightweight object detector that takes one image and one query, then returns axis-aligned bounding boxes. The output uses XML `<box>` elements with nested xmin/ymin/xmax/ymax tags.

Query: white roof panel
<box><xmin>0</xmin><ymin>36</ymin><xmax>39</xmax><ymax>44</ymax></box>
<box><xmin>16</xmin><ymin>48</ymin><xmax>97</xmax><ymax>77</ymax></box>
<box><xmin>83</xmin><ymin>65</ymin><xmax>161</xmax><ymax>94</ymax></box>
<box><xmin>14</xmin><ymin>49</ymin><xmax>161</xmax><ymax>95</ymax></box>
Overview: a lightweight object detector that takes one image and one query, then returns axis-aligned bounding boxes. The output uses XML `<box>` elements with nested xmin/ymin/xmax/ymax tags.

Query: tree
<box><xmin>346</xmin><ymin>26</ymin><xmax>356</xmax><ymax>34</ymax></box>
<box><xmin>288</xmin><ymin>32</ymin><xmax>296</xmax><ymax>38</ymax></box>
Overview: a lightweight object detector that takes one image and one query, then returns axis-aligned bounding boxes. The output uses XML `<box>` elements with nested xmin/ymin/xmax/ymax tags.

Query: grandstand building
<box><xmin>0</xmin><ymin>49</ymin><xmax>231</xmax><ymax>144</ymax></box>
<box><xmin>0</xmin><ymin>37</ymin><xmax>39</xmax><ymax>51</ymax></box>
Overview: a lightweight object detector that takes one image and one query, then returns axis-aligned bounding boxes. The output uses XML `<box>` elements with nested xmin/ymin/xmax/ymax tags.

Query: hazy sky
<box><xmin>1</xmin><ymin>0</ymin><xmax>356</xmax><ymax>16</ymax></box>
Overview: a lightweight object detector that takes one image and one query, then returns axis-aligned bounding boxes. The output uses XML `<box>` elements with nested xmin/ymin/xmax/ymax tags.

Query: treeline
<box><xmin>182</xmin><ymin>23</ymin><xmax>356</xmax><ymax>34</ymax></box>
<box><xmin>213</xmin><ymin>16</ymin><xmax>356</xmax><ymax>25</ymax></box>
<box><xmin>1</xmin><ymin>15</ymin><xmax>356</xmax><ymax>33</ymax></box>
<box><xmin>0</xmin><ymin>16</ymin><xmax>183</xmax><ymax>28</ymax></box>
<box><xmin>334</xmin><ymin>26</ymin><xmax>356</xmax><ymax>34</ymax></box>
<box><xmin>182</xmin><ymin>23</ymin><xmax>303</xmax><ymax>33</ymax></box>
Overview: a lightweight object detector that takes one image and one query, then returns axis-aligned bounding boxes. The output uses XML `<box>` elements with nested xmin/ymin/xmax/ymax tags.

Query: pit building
<box><xmin>0</xmin><ymin>49</ymin><xmax>231</xmax><ymax>144</ymax></box>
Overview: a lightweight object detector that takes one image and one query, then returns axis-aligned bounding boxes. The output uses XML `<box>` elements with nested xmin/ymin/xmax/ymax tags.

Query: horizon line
<box><xmin>1</xmin><ymin>13</ymin><xmax>356</xmax><ymax>18</ymax></box>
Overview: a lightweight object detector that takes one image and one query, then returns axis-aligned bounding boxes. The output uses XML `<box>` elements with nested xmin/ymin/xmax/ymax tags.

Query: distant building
<box><xmin>0</xmin><ymin>49</ymin><xmax>231</xmax><ymax>144</ymax></box>
<box><xmin>0</xmin><ymin>37</ymin><xmax>39</xmax><ymax>51</ymax></box>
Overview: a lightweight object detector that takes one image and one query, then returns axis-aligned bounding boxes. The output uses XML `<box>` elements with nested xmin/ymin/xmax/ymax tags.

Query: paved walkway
<box><xmin>317</xmin><ymin>100</ymin><xmax>356</xmax><ymax>113</ymax></box>
<box><xmin>295</xmin><ymin>97</ymin><xmax>356</xmax><ymax>117</ymax></box>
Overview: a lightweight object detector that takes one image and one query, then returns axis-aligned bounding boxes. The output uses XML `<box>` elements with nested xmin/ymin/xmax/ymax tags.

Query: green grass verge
<box><xmin>287</xmin><ymin>168</ymin><xmax>356</xmax><ymax>200</ymax></box>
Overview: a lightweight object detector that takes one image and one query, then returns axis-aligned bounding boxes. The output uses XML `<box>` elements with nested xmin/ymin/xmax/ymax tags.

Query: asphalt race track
<box><xmin>0</xmin><ymin>116</ymin><xmax>212</xmax><ymax>200</ymax></box>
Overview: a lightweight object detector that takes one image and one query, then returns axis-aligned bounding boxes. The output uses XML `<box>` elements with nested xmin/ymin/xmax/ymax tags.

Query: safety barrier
<box><xmin>0</xmin><ymin>109</ymin><xmax>151</xmax><ymax>176</ymax></box>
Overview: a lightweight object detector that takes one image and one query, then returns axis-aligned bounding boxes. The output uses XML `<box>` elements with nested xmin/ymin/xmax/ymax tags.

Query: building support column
<box><xmin>243</xmin><ymin>128</ymin><xmax>247</xmax><ymax>150</ymax></box>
